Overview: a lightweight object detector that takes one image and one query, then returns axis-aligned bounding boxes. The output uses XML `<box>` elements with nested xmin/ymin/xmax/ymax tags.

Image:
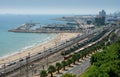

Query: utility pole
<box><xmin>3</xmin><ymin>63</ymin><xmax>6</xmax><ymax>77</ymax></box>
<box><xmin>19</xmin><ymin>52</ymin><xmax>21</xmax><ymax>77</ymax></box>
<box><xmin>19</xmin><ymin>61</ymin><xmax>21</xmax><ymax>77</ymax></box>
<box><xmin>54</xmin><ymin>39</ymin><xmax>58</xmax><ymax>51</ymax></box>
<box><xmin>30</xmin><ymin>64</ymin><xmax>34</xmax><ymax>77</ymax></box>
<box><xmin>0</xmin><ymin>63</ymin><xmax>6</xmax><ymax>77</ymax></box>
<box><xmin>26</xmin><ymin>53</ymin><xmax>30</xmax><ymax>77</ymax></box>
<box><xmin>42</xmin><ymin>47</ymin><xmax>46</xmax><ymax>70</ymax></box>
<box><xmin>26</xmin><ymin>58</ymin><xmax>29</xmax><ymax>77</ymax></box>
<box><xmin>46</xmin><ymin>56</ymin><xmax>48</xmax><ymax>69</ymax></box>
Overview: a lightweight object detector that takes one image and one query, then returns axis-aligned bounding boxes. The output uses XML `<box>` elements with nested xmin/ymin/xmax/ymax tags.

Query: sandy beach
<box><xmin>0</xmin><ymin>33</ymin><xmax>81</xmax><ymax>65</ymax></box>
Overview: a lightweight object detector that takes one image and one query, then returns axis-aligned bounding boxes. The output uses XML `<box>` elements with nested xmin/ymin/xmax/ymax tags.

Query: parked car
<box><xmin>19</xmin><ymin>58</ymin><xmax>24</xmax><ymax>62</ymax></box>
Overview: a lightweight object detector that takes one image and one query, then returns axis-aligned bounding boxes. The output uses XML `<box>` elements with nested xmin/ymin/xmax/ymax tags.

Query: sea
<box><xmin>0</xmin><ymin>14</ymin><xmax>67</xmax><ymax>58</ymax></box>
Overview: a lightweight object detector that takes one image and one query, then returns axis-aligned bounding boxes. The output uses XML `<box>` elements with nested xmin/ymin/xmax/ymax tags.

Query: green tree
<box><xmin>61</xmin><ymin>60</ymin><xmax>67</xmax><ymax>70</ymax></box>
<box><xmin>86</xmin><ymin>48</ymin><xmax>91</xmax><ymax>56</ymax></box>
<box><xmin>76</xmin><ymin>53</ymin><xmax>81</xmax><ymax>62</ymax></box>
<box><xmin>40</xmin><ymin>70</ymin><xmax>47</xmax><ymax>77</ymax></box>
<box><xmin>67</xmin><ymin>58</ymin><xmax>72</xmax><ymax>67</ymax></box>
<box><xmin>56</xmin><ymin>62</ymin><xmax>62</xmax><ymax>73</ymax></box>
<box><xmin>117</xmin><ymin>49</ymin><xmax>120</xmax><ymax>60</ymax></box>
<box><xmin>83</xmin><ymin>50</ymin><xmax>87</xmax><ymax>58</ymax></box>
<box><xmin>72</xmin><ymin>54</ymin><xmax>77</xmax><ymax>64</ymax></box>
<box><xmin>48</xmin><ymin>65</ymin><xmax>56</xmax><ymax>77</ymax></box>
<box><xmin>62</xmin><ymin>73</ymin><xmax>76</xmax><ymax>77</ymax></box>
<box><xmin>80</xmin><ymin>51</ymin><xmax>84</xmax><ymax>60</ymax></box>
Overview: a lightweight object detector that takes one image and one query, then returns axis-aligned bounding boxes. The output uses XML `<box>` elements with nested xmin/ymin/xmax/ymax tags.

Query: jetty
<box><xmin>8</xmin><ymin>21</ymin><xmax>95</xmax><ymax>33</ymax></box>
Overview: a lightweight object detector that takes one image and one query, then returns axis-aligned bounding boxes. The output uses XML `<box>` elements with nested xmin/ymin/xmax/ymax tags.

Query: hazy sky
<box><xmin>0</xmin><ymin>0</ymin><xmax>119</xmax><ymax>14</ymax></box>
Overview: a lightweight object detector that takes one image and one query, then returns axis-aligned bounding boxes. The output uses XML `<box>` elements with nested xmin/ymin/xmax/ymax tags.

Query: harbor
<box><xmin>0</xmin><ymin>11</ymin><xmax>120</xmax><ymax>77</ymax></box>
<box><xmin>0</xmin><ymin>0</ymin><xmax>120</xmax><ymax>76</ymax></box>
<box><xmin>8</xmin><ymin>18</ymin><xmax>95</xmax><ymax>33</ymax></box>
<box><xmin>1</xmin><ymin>24</ymin><xmax>116</xmax><ymax>77</ymax></box>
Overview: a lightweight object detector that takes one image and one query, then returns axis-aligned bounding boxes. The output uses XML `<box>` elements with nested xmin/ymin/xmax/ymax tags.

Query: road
<box><xmin>55</xmin><ymin>27</ymin><xmax>114</xmax><ymax>77</ymax></box>
<box><xmin>0</xmin><ymin>25</ymin><xmax>114</xmax><ymax>77</ymax></box>
<box><xmin>56</xmin><ymin>57</ymin><xmax>91</xmax><ymax>77</ymax></box>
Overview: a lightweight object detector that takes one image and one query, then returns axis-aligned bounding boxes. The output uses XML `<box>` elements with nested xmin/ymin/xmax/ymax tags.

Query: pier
<box><xmin>8</xmin><ymin>19</ymin><xmax>95</xmax><ymax>33</ymax></box>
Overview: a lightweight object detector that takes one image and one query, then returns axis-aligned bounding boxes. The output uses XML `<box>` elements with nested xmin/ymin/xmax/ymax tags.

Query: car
<box><xmin>7</xmin><ymin>63</ymin><xmax>12</xmax><ymax>66</ymax></box>
<box><xmin>38</xmin><ymin>52</ymin><xmax>41</xmax><ymax>54</ymax></box>
<box><xmin>7</xmin><ymin>62</ymin><xmax>16</xmax><ymax>66</ymax></box>
<box><xmin>11</xmin><ymin>62</ymin><xmax>16</xmax><ymax>65</ymax></box>
<box><xmin>26</xmin><ymin>56</ymin><xmax>30</xmax><ymax>59</ymax></box>
<box><xmin>19</xmin><ymin>58</ymin><xmax>24</xmax><ymax>62</ymax></box>
<box><xmin>0</xmin><ymin>72</ymin><xmax>4</xmax><ymax>75</ymax></box>
<box><xmin>49</xmin><ymin>51</ymin><xmax>52</xmax><ymax>52</ymax></box>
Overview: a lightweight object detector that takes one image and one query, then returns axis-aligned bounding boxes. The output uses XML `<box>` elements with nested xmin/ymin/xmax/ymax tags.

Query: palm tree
<box><xmin>67</xmin><ymin>58</ymin><xmax>72</xmax><ymax>67</ymax></box>
<box><xmin>76</xmin><ymin>53</ymin><xmax>81</xmax><ymax>62</ymax></box>
<box><xmin>83</xmin><ymin>50</ymin><xmax>87</xmax><ymax>58</ymax></box>
<box><xmin>61</xmin><ymin>60</ymin><xmax>67</xmax><ymax>70</ymax></box>
<box><xmin>40</xmin><ymin>70</ymin><xmax>47</xmax><ymax>77</ymax></box>
<box><xmin>81</xmin><ymin>51</ymin><xmax>85</xmax><ymax>59</ymax></box>
<box><xmin>93</xmin><ymin>45</ymin><xmax>97</xmax><ymax>53</ymax></box>
<box><xmin>90</xmin><ymin>47</ymin><xmax>94</xmax><ymax>54</ymax></box>
<box><xmin>62</xmin><ymin>73</ymin><xmax>76</xmax><ymax>77</ymax></box>
<box><xmin>56</xmin><ymin>62</ymin><xmax>62</xmax><ymax>73</ymax></box>
<box><xmin>72</xmin><ymin>54</ymin><xmax>77</xmax><ymax>64</ymax></box>
<box><xmin>48</xmin><ymin>65</ymin><xmax>56</xmax><ymax>77</ymax></box>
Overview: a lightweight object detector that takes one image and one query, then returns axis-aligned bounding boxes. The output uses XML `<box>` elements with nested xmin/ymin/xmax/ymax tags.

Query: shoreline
<box><xmin>0</xmin><ymin>33</ymin><xmax>57</xmax><ymax>59</ymax></box>
<box><xmin>0</xmin><ymin>33</ymin><xmax>81</xmax><ymax>65</ymax></box>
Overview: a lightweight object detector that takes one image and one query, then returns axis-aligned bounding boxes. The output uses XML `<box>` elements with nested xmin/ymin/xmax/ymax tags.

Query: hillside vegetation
<box><xmin>80</xmin><ymin>40</ymin><xmax>120</xmax><ymax>77</ymax></box>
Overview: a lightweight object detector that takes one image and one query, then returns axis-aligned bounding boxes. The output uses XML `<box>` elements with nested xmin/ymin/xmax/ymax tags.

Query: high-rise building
<box><xmin>95</xmin><ymin>10</ymin><xmax>106</xmax><ymax>26</ymax></box>
<box><xmin>99</xmin><ymin>10</ymin><xmax>106</xmax><ymax>17</ymax></box>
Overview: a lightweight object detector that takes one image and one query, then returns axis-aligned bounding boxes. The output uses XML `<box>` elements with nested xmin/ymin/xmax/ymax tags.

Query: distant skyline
<box><xmin>0</xmin><ymin>0</ymin><xmax>119</xmax><ymax>15</ymax></box>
